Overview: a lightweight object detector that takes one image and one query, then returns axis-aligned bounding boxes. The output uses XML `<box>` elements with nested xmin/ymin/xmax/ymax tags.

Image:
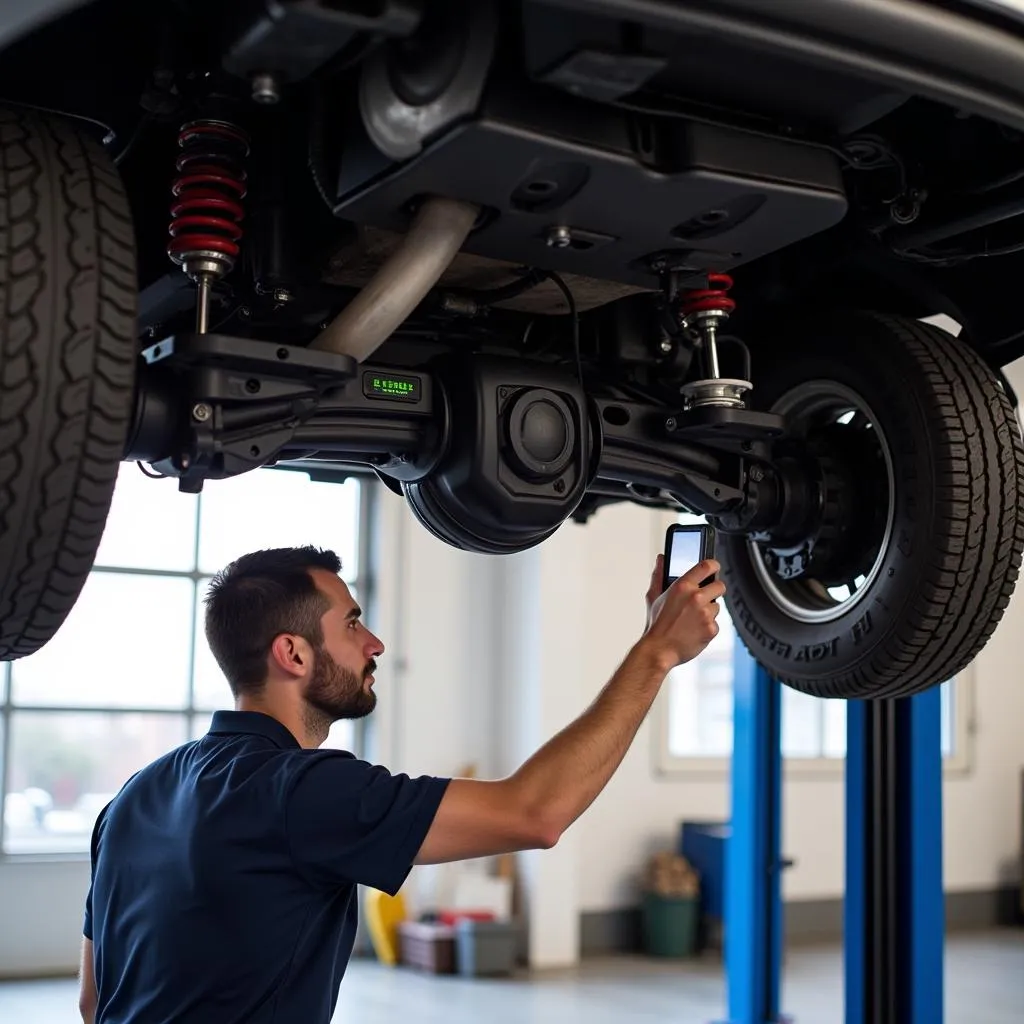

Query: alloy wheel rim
<box><xmin>747</xmin><ymin>380</ymin><xmax>896</xmax><ymax>625</ymax></box>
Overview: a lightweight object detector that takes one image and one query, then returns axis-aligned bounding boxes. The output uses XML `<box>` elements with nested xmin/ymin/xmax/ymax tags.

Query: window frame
<box><xmin>0</xmin><ymin>468</ymin><xmax>375</xmax><ymax>862</ymax></box>
<box><xmin>651</xmin><ymin>660</ymin><xmax>976</xmax><ymax>779</ymax></box>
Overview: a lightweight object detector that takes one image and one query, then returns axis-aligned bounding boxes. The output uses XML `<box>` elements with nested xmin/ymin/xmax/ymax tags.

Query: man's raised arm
<box><xmin>414</xmin><ymin>555</ymin><xmax>724</xmax><ymax>864</ymax></box>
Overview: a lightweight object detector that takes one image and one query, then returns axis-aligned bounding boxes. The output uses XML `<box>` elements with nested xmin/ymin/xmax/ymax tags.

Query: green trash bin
<box><xmin>641</xmin><ymin>891</ymin><xmax>699</xmax><ymax>958</ymax></box>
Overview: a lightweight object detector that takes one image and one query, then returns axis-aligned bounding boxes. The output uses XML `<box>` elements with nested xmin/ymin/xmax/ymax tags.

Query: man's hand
<box><xmin>640</xmin><ymin>554</ymin><xmax>725</xmax><ymax>670</ymax></box>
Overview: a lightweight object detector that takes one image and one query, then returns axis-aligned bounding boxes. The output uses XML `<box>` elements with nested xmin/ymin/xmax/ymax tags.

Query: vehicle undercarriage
<box><xmin>1</xmin><ymin>0</ymin><xmax>1023</xmax><ymax>698</ymax></box>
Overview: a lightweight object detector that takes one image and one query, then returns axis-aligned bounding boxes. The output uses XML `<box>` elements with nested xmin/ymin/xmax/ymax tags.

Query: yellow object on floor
<box><xmin>364</xmin><ymin>888</ymin><xmax>406</xmax><ymax>966</ymax></box>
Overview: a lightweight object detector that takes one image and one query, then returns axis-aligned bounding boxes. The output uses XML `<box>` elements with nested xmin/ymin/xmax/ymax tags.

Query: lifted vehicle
<box><xmin>1</xmin><ymin>0</ymin><xmax>1024</xmax><ymax>699</ymax></box>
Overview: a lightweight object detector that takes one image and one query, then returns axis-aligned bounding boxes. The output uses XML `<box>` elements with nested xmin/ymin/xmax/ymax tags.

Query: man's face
<box><xmin>302</xmin><ymin>571</ymin><xmax>384</xmax><ymax>722</ymax></box>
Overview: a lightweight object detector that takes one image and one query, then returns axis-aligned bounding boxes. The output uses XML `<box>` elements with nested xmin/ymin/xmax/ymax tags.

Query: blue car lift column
<box><xmin>845</xmin><ymin>691</ymin><xmax>945</xmax><ymax>1024</ymax></box>
<box><xmin>722</xmin><ymin>641</ymin><xmax>944</xmax><ymax>1024</ymax></box>
<box><xmin>724</xmin><ymin>644</ymin><xmax>786</xmax><ymax>1024</ymax></box>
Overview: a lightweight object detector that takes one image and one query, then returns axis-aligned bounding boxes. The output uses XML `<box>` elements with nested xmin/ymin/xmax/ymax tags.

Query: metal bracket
<box><xmin>131</xmin><ymin>334</ymin><xmax>445</xmax><ymax>492</ymax></box>
<box><xmin>221</xmin><ymin>0</ymin><xmax>423</xmax><ymax>82</ymax></box>
<box><xmin>665</xmin><ymin>404</ymin><xmax>785</xmax><ymax>461</ymax></box>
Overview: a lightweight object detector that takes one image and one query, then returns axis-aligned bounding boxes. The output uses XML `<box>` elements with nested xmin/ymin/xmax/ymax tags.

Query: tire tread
<box><xmin>0</xmin><ymin>107</ymin><xmax>136</xmax><ymax>660</ymax></box>
<box><xmin>849</xmin><ymin>314</ymin><xmax>1024</xmax><ymax>699</ymax></box>
<box><xmin>724</xmin><ymin>312</ymin><xmax>1024</xmax><ymax>700</ymax></box>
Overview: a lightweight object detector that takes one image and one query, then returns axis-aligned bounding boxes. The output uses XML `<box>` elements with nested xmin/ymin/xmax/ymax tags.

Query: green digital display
<box><xmin>363</xmin><ymin>371</ymin><xmax>422</xmax><ymax>403</ymax></box>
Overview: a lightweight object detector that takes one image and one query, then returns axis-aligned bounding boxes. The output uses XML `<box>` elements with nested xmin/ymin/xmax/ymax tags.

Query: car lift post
<box><xmin>722</xmin><ymin>644</ymin><xmax>944</xmax><ymax>1024</ymax></box>
<box><xmin>845</xmin><ymin>691</ymin><xmax>944</xmax><ymax>1024</ymax></box>
<box><xmin>723</xmin><ymin>644</ymin><xmax>787</xmax><ymax>1024</ymax></box>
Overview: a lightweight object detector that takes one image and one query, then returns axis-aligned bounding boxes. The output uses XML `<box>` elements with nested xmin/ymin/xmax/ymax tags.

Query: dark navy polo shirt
<box><xmin>84</xmin><ymin>710</ymin><xmax>449</xmax><ymax>1024</ymax></box>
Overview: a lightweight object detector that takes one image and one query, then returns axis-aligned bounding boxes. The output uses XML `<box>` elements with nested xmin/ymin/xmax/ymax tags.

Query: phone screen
<box><xmin>665</xmin><ymin>529</ymin><xmax>706</xmax><ymax>589</ymax></box>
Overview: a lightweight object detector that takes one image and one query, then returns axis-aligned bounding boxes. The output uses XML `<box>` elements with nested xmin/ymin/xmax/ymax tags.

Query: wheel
<box><xmin>719</xmin><ymin>312</ymin><xmax>1024</xmax><ymax>700</ymax></box>
<box><xmin>0</xmin><ymin>107</ymin><xmax>137</xmax><ymax>660</ymax></box>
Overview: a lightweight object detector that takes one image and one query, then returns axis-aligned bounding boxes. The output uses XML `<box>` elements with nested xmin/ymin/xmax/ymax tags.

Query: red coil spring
<box><xmin>167</xmin><ymin>119</ymin><xmax>250</xmax><ymax>268</ymax></box>
<box><xmin>679</xmin><ymin>272</ymin><xmax>736</xmax><ymax>317</ymax></box>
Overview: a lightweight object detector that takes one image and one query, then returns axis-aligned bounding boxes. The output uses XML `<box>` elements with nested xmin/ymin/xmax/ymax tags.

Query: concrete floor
<box><xmin>0</xmin><ymin>931</ymin><xmax>1020</xmax><ymax>1024</ymax></box>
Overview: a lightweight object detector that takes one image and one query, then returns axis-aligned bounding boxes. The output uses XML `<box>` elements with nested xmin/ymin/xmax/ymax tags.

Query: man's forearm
<box><xmin>507</xmin><ymin>638</ymin><xmax>674</xmax><ymax>841</ymax></box>
<box><xmin>414</xmin><ymin>560</ymin><xmax>720</xmax><ymax>864</ymax></box>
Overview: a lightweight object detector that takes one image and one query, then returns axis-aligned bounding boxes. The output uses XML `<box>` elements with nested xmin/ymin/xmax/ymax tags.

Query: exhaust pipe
<box><xmin>311</xmin><ymin>197</ymin><xmax>480</xmax><ymax>361</ymax></box>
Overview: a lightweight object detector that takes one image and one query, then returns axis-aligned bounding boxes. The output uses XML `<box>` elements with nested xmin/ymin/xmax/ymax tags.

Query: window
<box><xmin>654</xmin><ymin>515</ymin><xmax>972</xmax><ymax>774</ymax></box>
<box><xmin>0</xmin><ymin>465</ymin><xmax>371</xmax><ymax>856</ymax></box>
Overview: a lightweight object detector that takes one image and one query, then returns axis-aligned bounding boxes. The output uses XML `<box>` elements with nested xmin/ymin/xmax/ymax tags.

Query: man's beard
<box><xmin>304</xmin><ymin>647</ymin><xmax>377</xmax><ymax>724</ymax></box>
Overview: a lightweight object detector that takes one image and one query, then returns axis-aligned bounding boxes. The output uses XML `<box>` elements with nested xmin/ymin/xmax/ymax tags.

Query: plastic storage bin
<box><xmin>398</xmin><ymin>921</ymin><xmax>456</xmax><ymax>974</ymax></box>
<box><xmin>641</xmin><ymin>892</ymin><xmax>699</xmax><ymax>958</ymax></box>
<box><xmin>454</xmin><ymin>919</ymin><xmax>519</xmax><ymax>977</ymax></box>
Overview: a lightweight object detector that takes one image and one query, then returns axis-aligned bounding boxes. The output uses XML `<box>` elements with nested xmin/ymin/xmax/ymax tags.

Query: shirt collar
<box><xmin>208</xmin><ymin>710</ymin><xmax>300</xmax><ymax>749</ymax></box>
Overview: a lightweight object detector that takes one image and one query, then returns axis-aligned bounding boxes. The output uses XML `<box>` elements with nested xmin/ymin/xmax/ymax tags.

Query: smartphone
<box><xmin>662</xmin><ymin>524</ymin><xmax>717</xmax><ymax>592</ymax></box>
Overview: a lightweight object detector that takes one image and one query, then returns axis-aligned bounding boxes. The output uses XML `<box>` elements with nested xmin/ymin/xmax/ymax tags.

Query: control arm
<box><xmin>125</xmin><ymin>333</ymin><xmax>788</xmax><ymax>529</ymax></box>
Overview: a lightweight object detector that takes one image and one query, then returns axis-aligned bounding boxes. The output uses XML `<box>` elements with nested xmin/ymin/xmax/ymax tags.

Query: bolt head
<box><xmin>659</xmin><ymin>338</ymin><xmax>673</xmax><ymax>354</ymax></box>
<box><xmin>750</xmin><ymin>465</ymin><xmax>764</xmax><ymax>482</ymax></box>
<box><xmin>252</xmin><ymin>72</ymin><xmax>281</xmax><ymax>105</ymax></box>
<box><xmin>546</xmin><ymin>225</ymin><xmax>573</xmax><ymax>249</ymax></box>
<box><xmin>665</xmin><ymin>417</ymin><xmax>678</xmax><ymax>432</ymax></box>
<box><xmin>192</xmin><ymin>403</ymin><xmax>212</xmax><ymax>422</ymax></box>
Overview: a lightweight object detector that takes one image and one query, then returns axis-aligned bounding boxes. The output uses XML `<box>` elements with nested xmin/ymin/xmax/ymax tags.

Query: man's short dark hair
<box><xmin>203</xmin><ymin>546</ymin><xmax>342</xmax><ymax>696</ymax></box>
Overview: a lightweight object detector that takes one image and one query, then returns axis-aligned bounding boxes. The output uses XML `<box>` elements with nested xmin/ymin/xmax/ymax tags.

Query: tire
<box><xmin>719</xmin><ymin>312</ymin><xmax>1024</xmax><ymax>700</ymax></box>
<box><xmin>0</xmin><ymin>107</ymin><xmax>137</xmax><ymax>660</ymax></box>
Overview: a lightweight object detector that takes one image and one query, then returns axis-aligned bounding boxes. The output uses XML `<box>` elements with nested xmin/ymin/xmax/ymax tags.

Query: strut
<box><xmin>679</xmin><ymin>273</ymin><xmax>753</xmax><ymax>410</ymax></box>
<box><xmin>166</xmin><ymin>119</ymin><xmax>251</xmax><ymax>334</ymax></box>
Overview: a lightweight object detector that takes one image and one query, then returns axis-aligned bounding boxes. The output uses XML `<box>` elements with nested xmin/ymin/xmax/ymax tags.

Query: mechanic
<box><xmin>78</xmin><ymin>544</ymin><xmax>724</xmax><ymax>1024</ymax></box>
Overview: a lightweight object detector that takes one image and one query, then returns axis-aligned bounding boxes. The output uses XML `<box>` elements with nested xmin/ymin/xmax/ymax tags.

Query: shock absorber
<box><xmin>167</xmin><ymin>119</ymin><xmax>250</xmax><ymax>334</ymax></box>
<box><xmin>678</xmin><ymin>273</ymin><xmax>751</xmax><ymax>409</ymax></box>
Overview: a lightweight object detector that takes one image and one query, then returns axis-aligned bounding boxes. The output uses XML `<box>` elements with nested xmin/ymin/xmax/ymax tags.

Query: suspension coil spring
<box><xmin>167</xmin><ymin>119</ymin><xmax>250</xmax><ymax>276</ymax></box>
<box><xmin>679</xmin><ymin>272</ymin><xmax>736</xmax><ymax>320</ymax></box>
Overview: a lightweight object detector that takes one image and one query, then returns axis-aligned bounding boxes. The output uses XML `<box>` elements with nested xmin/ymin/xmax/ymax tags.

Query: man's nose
<box><xmin>366</xmin><ymin>633</ymin><xmax>385</xmax><ymax>658</ymax></box>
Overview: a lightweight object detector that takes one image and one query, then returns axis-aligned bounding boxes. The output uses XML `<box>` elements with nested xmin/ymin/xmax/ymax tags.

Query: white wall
<box><xmin>573</xmin><ymin>504</ymin><xmax>1024</xmax><ymax>908</ymax></box>
<box><xmin>0</xmin><ymin>860</ymin><xmax>90</xmax><ymax>976</ymax></box>
<box><xmin>556</xmin><ymin>500</ymin><xmax>860</xmax><ymax>907</ymax></box>
<box><xmin>373</xmin><ymin>481</ymin><xmax>1024</xmax><ymax>943</ymax></box>
<box><xmin>367</xmin><ymin>491</ymin><xmax>500</xmax><ymax>781</ymax></box>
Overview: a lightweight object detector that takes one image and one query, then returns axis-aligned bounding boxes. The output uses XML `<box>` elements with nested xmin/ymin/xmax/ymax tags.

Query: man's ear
<box><xmin>269</xmin><ymin>634</ymin><xmax>310</xmax><ymax>678</ymax></box>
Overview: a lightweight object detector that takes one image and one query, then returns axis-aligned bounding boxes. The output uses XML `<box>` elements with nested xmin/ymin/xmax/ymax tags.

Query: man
<box><xmin>80</xmin><ymin>544</ymin><xmax>724</xmax><ymax>1023</ymax></box>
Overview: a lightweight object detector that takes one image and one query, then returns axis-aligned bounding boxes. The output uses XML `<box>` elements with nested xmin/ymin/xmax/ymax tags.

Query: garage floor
<box><xmin>0</xmin><ymin>931</ymin><xmax>1019</xmax><ymax>1024</ymax></box>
